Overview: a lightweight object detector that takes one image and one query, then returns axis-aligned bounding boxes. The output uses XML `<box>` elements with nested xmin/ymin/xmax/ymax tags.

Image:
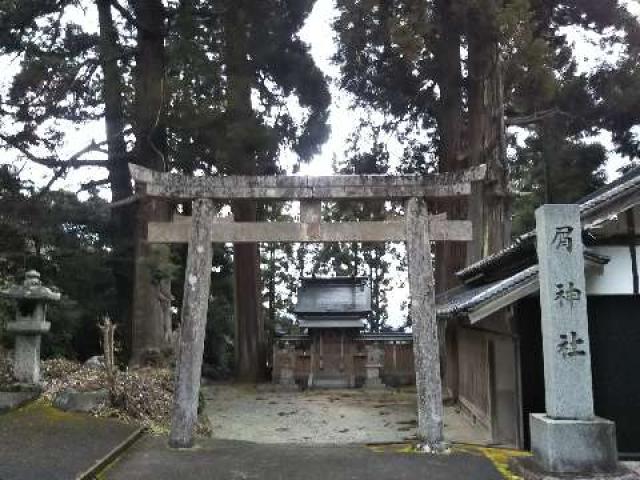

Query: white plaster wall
<box><xmin>586</xmin><ymin>246</ymin><xmax>638</xmax><ymax>295</ymax></box>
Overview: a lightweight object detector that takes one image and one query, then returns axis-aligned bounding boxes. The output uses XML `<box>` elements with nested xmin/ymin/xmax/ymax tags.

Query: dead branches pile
<box><xmin>40</xmin><ymin>358</ymin><xmax>210</xmax><ymax>435</ymax></box>
<box><xmin>0</xmin><ymin>353</ymin><xmax>15</xmax><ymax>387</ymax></box>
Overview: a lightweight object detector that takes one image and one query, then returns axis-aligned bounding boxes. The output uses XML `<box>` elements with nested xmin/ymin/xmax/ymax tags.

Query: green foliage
<box><xmin>165</xmin><ymin>0</ymin><xmax>330</xmax><ymax>177</ymax></box>
<box><xmin>259</xmin><ymin>202</ymin><xmax>300</xmax><ymax>335</ymax></box>
<box><xmin>333</xmin><ymin>0</ymin><xmax>640</xmax><ymax>244</ymax></box>
<box><xmin>168</xmin><ymin>240</ymin><xmax>235</xmax><ymax>376</ymax></box>
<box><xmin>145</xmin><ymin>245</ymin><xmax>181</xmax><ymax>285</ymax></box>
<box><xmin>510</xmin><ymin>128</ymin><xmax>607</xmax><ymax>234</ymax></box>
<box><xmin>334</xmin><ymin>0</ymin><xmax>431</xmax><ymax>118</ymax></box>
<box><xmin>311</xmin><ymin>137</ymin><xmax>397</xmax><ymax>331</ymax></box>
<box><xmin>0</xmin><ymin>0</ymin><xmax>331</xmax><ymax>367</ymax></box>
<box><xmin>1</xmin><ymin>0</ymin><xmax>639</xmax><ymax>364</ymax></box>
<box><xmin>0</xmin><ymin>164</ymin><xmax>114</xmax><ymax>359</ymax></box>
<box><xmin>203</xmin><ymin>247</ymin><xmax>235</xmax><ymax>378</ymax></box>
<box><xmin>0</xmin><ymin>1</ymin><xmax>107</xmax><ymax>159</ymax></box>
<box><xmin>591</xmin><ymin>57</ymin><xmax>640</xmax><ymax>159</ymax></box>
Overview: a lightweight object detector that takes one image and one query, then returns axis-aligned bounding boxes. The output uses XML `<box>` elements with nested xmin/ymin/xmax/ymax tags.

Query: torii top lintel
<box><xmin>128</xmin><ymin>163</ymin><xmax>487</xmax><ymax>201</ymax></box>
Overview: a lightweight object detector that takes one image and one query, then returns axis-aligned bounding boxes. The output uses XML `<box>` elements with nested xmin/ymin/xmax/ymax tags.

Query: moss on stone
<box><xmin>452</xmin><ymin>444</ymin><xmax>531</xmax><ymax>479</ymax></box>
<box><xmin>12</xmin><ymin>398</ymin><xmax>89</xmax><ymax>424</ymax></box>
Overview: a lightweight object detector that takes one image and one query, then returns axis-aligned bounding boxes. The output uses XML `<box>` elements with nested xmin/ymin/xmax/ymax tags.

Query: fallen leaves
<box><xmin>38</xmin><ymin>358</ymin><xmax>210</xmax><ymax>436</ymax></box>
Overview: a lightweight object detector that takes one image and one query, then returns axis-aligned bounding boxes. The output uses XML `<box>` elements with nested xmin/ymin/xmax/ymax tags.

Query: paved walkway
<box><xmin>103</xmin><ymin>436</ymin><xmax>507</xmax><ymax>480</ymax></box>
<box><xmin>0</xmin><ymin>401</ymin><xmax>141</xmax><ymax>480</ymax></box>
<box><xmin>0</xmin><ymin>396</ymin><xmax>512</xmax><ymax>480</ymax></box>
<box><xmin>5</xmin><ymin>396</ymin><xmax>636</xmax><ymax>480</ymax></box>
<box><xmin>203</xmin><ymin>383</ymin><xmax>490</xmax><ymax>445</ymax></box>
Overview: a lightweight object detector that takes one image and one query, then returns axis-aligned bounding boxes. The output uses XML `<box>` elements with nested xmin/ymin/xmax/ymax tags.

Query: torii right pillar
<box><xmin>405</xmin><ymin>197</ymin><xmax>444</xmax><ymax>452</ymax></box>
<box><xmin>517</xmin><ymin>204</ymin><xmax>628</xmax><ymax>478</ymax></box>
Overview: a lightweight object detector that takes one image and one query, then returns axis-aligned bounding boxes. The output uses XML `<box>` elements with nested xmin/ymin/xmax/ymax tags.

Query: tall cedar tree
<box><xmin>333</xmin><ymin>0</ymin><xmax>640</xmax><ymax>398</ymax></box>
<box><xmin>333</xmin><ymin>0</ymin><xmax>640</xmax><ymax>285</ymax></box>
<box><xmin>0</xmin><ymin>1</ymin><xmax>137</xmax><ymax>353</ymax></box>
<box><xmin>164</xmin><ymin>0</ymin><xmax>331</xmax><ymax>381</ymax></box>
<box><xmin>0</xmin><ymin>1</ymin><xmax>175</xmax><ymax>360</ymax></box>
<box><xmin>0</xmin><ymin>1</ymin><xmax>330</xmax><ymax>373</ymax></box>
<box><xmin>129</xmin><ymin>0</ymin><xmax>175</xmax><ymax>365</ymax></box>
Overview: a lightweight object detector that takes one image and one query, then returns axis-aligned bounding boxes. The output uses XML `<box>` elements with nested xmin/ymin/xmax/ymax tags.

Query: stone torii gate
<box><xmin>129</xmin><ymin>163</ymin><xmax>486</xmax><ymax>451</ymax></box>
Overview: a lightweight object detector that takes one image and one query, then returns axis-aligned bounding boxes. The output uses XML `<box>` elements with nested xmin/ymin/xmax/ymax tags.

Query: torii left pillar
<box><xmin>169</xmin><ymin>199</ymin><xmax>215</xmax><ymax>448</ymax></box>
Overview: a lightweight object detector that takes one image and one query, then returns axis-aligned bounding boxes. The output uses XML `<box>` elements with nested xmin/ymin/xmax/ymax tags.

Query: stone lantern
<box><xmin>1</xmin><ymin>270</ymin><xmax>60</xmax><ymax>384</ymax></box>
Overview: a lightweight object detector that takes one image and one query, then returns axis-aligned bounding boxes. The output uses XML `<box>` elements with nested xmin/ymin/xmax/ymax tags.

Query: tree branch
<box><xmin>37</xmin><ymin>167</ymin><xmax>67</xmax><ymax>198</ymax></box>
<box><xmin>109</xmin><ymin>193</ymin><xmax>142</xmax><ymax>209</ymax></box>
<box><xmin>0</xmin><ymin>133</ymin><xmax>110</xmax><ymax>170</ymax></box>
<box><xmin>109</xmin><ymin>0</ymin><xmax>142</xmax><ymax>29</ymax></box>
<box><xmin>77</xmin><ymin>178</ymin><xmax>110</xmax><ymax>193</ymax></box>
<box><xmin>0</xmin><ymin>133</ymin><xmax>113</xmax><ymax>197</ymax></box>
<box><xmin>109</xmin><ymin>0</ymin><xmax>161</xmax><ymax>34</ymax></box>
<box><xmin>506</xmin><ymin>108</ymin><xmax>563</xmax><ymax>126</ymax></box>
<box><xmin>0</xmin><ymin>126</ymin><xmax>135</xmax><ymax>170</ymax></box>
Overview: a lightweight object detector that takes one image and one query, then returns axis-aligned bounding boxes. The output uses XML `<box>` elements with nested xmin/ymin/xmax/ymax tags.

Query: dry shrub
<box><xmin>41</xmin><ymin>359</ymin><xmax>211</xmax><ymax>436</ymax></box>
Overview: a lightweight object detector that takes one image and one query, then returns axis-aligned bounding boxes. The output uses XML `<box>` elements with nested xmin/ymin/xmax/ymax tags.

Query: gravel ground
<box><xmin>625</xmin><ymin>462</ymin><xmax>640</xmax><ymax>476</ymax></box>
<box><xmin>203</xmin><ymin>383</ymin><xmax>490</xmax><ymax>445</ymax></box>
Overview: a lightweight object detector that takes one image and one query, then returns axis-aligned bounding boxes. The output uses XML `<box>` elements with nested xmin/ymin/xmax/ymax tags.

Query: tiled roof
<box><xmin>299</xmin><ymin>318</ymin><xmax>366</xmax><ymax>328</ymax></box>
<box><xmin>437</xmin><ymin>265</ymin><xmax>538</xmax><ymax>319</ymax></box>
<box><xmin>438</xmin><ymin>250</ymin><xmax>610</xmax><ymax>320</ymax></box>
<box><xmin>295</xmin><ymin>277</ymin><xmax>372</xmax><ymax>315</ymax></box>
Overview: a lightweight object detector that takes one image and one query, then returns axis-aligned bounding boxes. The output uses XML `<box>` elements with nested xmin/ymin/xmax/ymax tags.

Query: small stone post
<box><xmin>0</xmin><ymin>271</ymin><xmax>60</xmax><ymax>384</ymax></box>
<box><xmin>277</xmin><ymin>341</ymin><xmax>297</xmax><ymax>389</ymax></box>
<box><xmin>405</xmin><ymin>197</ymin><xmax>445</xmax><ymax>452</ymax></box>
<box><xmin>526</xmin><ymin>205</ymin><xmax>619</xmax><ymax>475</ymax></box>
<box><xmin>169</xmin><ymin>198</ymin><xmax>215</xmax><ymax>448</ymax></box>
<box><xmin>364</xmin><ymin>343</ymin><xmax>384</xmax><ymax>389</ymax></box>
<box><xmin>98</xmin><ymin>315</ymin><xmax>117</xmax><ymax>383</ymax></box>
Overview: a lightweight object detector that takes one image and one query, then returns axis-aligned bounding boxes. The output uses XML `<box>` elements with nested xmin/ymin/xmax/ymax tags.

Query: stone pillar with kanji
<box><xmin>525</xmin><ymin>205</ymin><xmax>620</xmax><ymax>476</ymax></box>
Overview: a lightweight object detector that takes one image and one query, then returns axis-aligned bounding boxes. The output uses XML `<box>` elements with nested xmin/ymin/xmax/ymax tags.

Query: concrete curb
<box><xmin>76</xmin><ymin>426</ymin><xmax>146</xmax><ymax>480</ymax></box>
<box><xmin>0</xmin><ymin>390</ymin><xmax>40</xmax><ymax>414</ymax></box>
<box><xmin>509</xmin><ymin>456</ymin><xmax>640</xmax><ymax>480</ymax></box>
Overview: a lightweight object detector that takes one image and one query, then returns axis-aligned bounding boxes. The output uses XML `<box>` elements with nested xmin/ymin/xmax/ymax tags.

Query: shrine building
<box><xmin>272</xmin><ymin>277</ymin><xmax>414</xmax><ymax>389</ymax></box>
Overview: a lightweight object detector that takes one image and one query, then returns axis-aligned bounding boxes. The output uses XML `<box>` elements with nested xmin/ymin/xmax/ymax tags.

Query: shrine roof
<box><xmin>437</xmin><ymin>265</ymin><xmax>539</xmax><ymax>322</ymax></box>
<box><xmin>457</xmin><ymin>166</ymin><xmax>640</xmax><ymax>283</ymax></box>
<box><xmin>294</xmin><ymin>277</ymin><xmax>372</xmax><ymax>316</ymax></box>
<box><xmin>0</xmin><ymin>270</ymin><xmax>61</xmax><ymax>303</ymax></box>
<box><xmin>298</xmin><ymin>318</ymin><xmax>366</xmax><ymax>329</ymax></box>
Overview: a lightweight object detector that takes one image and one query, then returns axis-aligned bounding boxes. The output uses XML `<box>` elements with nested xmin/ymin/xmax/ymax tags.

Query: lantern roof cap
<box><xmin>0</xmin><ymin>270</ymin><xmax>61</xmax><ymax>302</ymax></box>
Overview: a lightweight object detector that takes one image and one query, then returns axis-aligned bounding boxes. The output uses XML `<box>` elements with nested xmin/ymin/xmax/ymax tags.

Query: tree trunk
<box><xmin>433</xmin><ymin>0</ymin><xmax>466</xmax><ymax>294</ymax></box>
<box><xmin>467</xmin><ymin>0</ymin><xmax>510</xmax><ymax>259</ymax></box>
<box><xmin>129</xmin><ymin>0</ymin><xmax>174</xmax><ymax>366</ymax></box>
<box><xmin>268</xmin><ymin>243</ymin><xmax>276</xmax><ymax>328</ymax></box>
<box><xmin>96</xmin><ymin>0</ymin><xmax>134</xmax><ymax>357</ymax></box>
<box><xmin>432</xmin><ymin>0</ymin><xmax>466</xmax><ymax>400</ymax></box>
<box><xmin>223</xmin><ymin>1</ymin><xmax>266</xmax><ymax>382</ymax></box>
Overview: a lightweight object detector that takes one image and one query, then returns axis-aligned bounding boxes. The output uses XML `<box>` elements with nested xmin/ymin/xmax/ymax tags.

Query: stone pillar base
<box><xmin>529</xmin><ymin>414</ymin><xmax>619</xmax><ymax>474</ymax></box>
<box><xmin>363</xmin><ymin>380</ymin><xmax>385</xmax><ymax>390</ymax></box>
<box><xmin>364</xmin><ymin>365</ymin><xmax>385</xmax><ymax>389</ymax></box>
<box><xmin>509</xmin><ymin>456</ymin><xmax>638</xmax><ymax>480</ymax></box>
<box><xmin>277</xmin><ymin>368</ymin><xmax>298</xmax><ymax>391</ymax></box>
